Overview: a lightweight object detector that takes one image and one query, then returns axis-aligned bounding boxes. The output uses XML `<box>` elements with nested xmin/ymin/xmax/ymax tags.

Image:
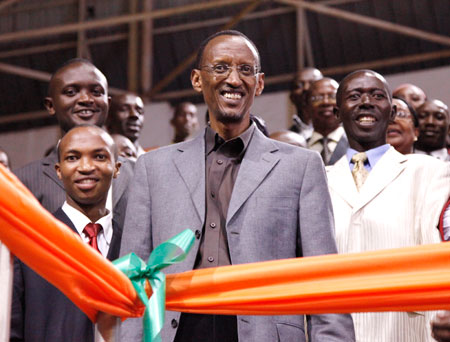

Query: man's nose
<box><xmin>225</xmin><ymin>67</ymin><xmax>243</xmax><ymax>87</ymax></box>
<box><xmin>78</xmin><ymin>157</ymin><xmax>95</xmax><ymax>172</ymax></box>
<box><xmin>423</xmin><ymin>114</ymin><xmax>435</xmax><ymax>125</ymax></box>
<box><xmin>78</xmin><ymin>90</ymin><xmax>94</xmax><ymax>104</ymax></box>
<box><xmin>360</xmin><ymin>93</ymin><xmax>372</xmax><ymax>106</ymax></box>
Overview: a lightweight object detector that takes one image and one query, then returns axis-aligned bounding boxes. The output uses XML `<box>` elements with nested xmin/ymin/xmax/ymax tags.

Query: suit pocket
<box><xmin>276</xmin><ymin>322</ymin><xmax>306</xmax><ymax>342</ymax></box>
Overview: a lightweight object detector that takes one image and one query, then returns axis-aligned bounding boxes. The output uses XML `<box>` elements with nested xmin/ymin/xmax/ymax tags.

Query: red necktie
<box><xmin>83</xmin><ymin>223</ymin><xmax>102</xmax><ymax>253</ymax></box>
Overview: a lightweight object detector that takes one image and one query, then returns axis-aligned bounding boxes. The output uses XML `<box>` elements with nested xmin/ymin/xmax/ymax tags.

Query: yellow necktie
<box><xmin>351</xmin><ymin>152</ymin><xmax>369</xmax><ymax>191</ymax></box>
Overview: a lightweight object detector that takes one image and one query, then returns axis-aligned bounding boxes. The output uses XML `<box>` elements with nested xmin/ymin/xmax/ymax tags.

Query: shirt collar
<box><xmin>346</xmin><ymin>144</ymin><xmax>390</xmax><ymax>171</ymax></box>
<box><xmin>309</xmin><ymin>126</ymin><xmax>345</xmax><ymax>146</ymax></box>
<box><xmin>61</xmin><ymin>201</ymin><xmax>113</xmax><ymax>247</ymax></box>
<box><xmin>205</xmin><ymin>120</ymin><xmax>256</xmax><ymax>158</ymax></box>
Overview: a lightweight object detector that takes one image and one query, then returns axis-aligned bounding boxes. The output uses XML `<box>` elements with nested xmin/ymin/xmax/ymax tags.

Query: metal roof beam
<box><xmin>0</xmin><ymin>0</ymin><xmax>256</xmax><ymax>44</ymax></box>
<box><xmin>0</xmin><ymin>0</ymin><xmax>20</xmax><ymax>13</ymax></box>
<box><xmin>152</xmin><ymin>49</ymin><xmax>450</xmax><ymax>101</ymax></box>
<box><xmin>0</xmin><ymin>61</ymin><xmax>126</xmax><ymax>95</ymax></box>
<box><xmin>276</xmin><ymin>0</ymin><xmax>450</xmax><ymax>46</ymax></box>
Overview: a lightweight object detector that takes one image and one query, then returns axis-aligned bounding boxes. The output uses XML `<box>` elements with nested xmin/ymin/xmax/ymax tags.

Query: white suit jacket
<box><xmin>327</xmin><ymin>147</ymin><xmax>450</xmax><ymax>342</ymax></box>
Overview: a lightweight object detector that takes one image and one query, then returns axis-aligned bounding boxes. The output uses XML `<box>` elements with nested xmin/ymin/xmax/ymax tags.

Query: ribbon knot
<box><xmin>113</xmin><ymin>229</ymin><xmax>195</xmax><ymax>342</ymax></box>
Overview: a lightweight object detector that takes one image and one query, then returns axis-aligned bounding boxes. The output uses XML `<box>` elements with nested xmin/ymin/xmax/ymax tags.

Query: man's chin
<box><xmin>214</xmin><ymin>111</ymin><xmax>247</xmax><ymax>125</ymax></box>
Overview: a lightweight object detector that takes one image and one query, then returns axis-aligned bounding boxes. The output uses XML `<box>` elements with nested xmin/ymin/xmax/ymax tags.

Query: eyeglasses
<box><xmin>200</xmin><ymin>64</ymin><xmax>259</xmax><ymax>78</ymax></box>
<box><xmin>395</xmin><ymin>110</ymin><xmax>412</xmax><ymax>120</ymax></box>
<box><xmin>310</xmin><ymin>93</ymin><xmax>336</xmax><ymax>104</ymax></box>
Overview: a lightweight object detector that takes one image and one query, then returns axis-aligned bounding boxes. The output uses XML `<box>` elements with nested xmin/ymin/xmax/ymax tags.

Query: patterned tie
<box><xmin>351</xmin><ymin>152</ymin><xmax>369</xmax><ymax>191</ymax></box>
<box><xmin>321</xmin><ymin>136</ymin><xmax>330</xmax><ymax>164</ymax></box>
<box><xmin>83</xmin><ymin>223</ymin><xmax>102</xmax><ymax>253</ymax></box>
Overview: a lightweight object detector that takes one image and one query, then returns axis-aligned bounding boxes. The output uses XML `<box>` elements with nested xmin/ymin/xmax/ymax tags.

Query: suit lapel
<box><xmin>327</xmin><ymin>155</ymin><xmax>359</xmax><ymax>208</ymax></box>
<box><xmin>355</xmin><ymin>147</ymin><xmax>407</xmax><ymax>211</ymax></box>
<box><xmin>107</xmin><ymin>218</ymin><xmax>122</xmax><ymax>261</ymax></box>
<box><xmin>42</xmin><ymin>149</ymin><xmax>65</xmax><ymax>191</ymax></box>
<box><xmin>328</xmin><ymin>134</ymin><xmax>348</xmax><ymax>165</ymax></box>
<box><xmin>173</xmin><ymin>134</ymin><xmax>206</xmax><ymax>223</ymax></box>
<box><xmin>226</xmin><ymin>129</ymin><xmax>280</xmax><ymax>225</ymax></box>
<box><xmin>53</xmin><ymin>207</ymin><xmax>77</xmax><ymax>234</ymax></box>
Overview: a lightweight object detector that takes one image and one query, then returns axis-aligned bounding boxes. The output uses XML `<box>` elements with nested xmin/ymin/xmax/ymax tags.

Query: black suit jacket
<box><xmin>14</xmin><ymin>149</ymin><xmax>133</xmax><ymax>228</ymax></box>
<box><xmin>10</xmin><ymin>208</ymin><xmax>123</xmax><ymax>342</ymax></box>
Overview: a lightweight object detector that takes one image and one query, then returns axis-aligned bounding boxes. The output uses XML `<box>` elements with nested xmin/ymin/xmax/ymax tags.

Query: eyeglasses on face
<box><xmin>395</xmin><ymin>110</ymin><xmax>413</xmax><ymax>120</ymax></box>
<box><xmin>199</xmin><ymin>64</ymin><xmax>259</xmax><ymax>78</ymax></box>
<box><xmin>310</xmin><ymin>93</ymin><xmax>336</xmax><ymax>104</ymax></box>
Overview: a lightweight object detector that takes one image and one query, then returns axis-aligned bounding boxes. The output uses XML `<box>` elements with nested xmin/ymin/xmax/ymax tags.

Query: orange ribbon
<box><xmin>1</xmin><ymin>165</ymin><xmax>450</xmax><ymax>322</ymax></box>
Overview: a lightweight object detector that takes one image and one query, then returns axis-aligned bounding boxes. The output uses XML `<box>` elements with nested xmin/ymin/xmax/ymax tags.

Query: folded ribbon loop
<box><xmin>113</xmin><ymin>229</ymin><xmax>195</xmax><ymax>342</ymax></box>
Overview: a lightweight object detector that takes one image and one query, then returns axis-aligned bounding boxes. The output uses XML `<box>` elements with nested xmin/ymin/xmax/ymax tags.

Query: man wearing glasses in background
<box><xmin>306</xmin><ymin>77</ymin><xmax>348</xmax><ymax>165</ymax></box>
<box><xmin>119</xmin><ymin>30</ymin><xmax>355</xmax><ymax>342</ymax></box>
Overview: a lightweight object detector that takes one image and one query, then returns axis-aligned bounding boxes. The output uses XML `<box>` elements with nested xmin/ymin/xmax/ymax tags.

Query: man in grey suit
<box><xmin>15</xmin><ymin>58</ymin><xmax>132</xmax><ymax>227</ymax></box>
<box><xmin>119</xmin><ymin>30</ymin><xmax>355</xmax><ymax>342</ymax></box>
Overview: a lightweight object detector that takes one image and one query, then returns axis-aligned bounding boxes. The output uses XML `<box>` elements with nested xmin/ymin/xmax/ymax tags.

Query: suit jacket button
<box><xmin>171</xmin><ymin>319</ymin><xmax>178</xmax><ymax>328</ymax></box>
<box><xmin>195</xmin><ymin>230</ymin><xmax>201</xmax><ymax>239</ymax></box>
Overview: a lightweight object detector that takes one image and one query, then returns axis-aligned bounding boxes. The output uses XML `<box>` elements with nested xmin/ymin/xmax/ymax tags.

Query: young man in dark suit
<box><xmin>10</xmin><ymin>125</ymin><xmax>122</xmax><ymax>342</ymax></box>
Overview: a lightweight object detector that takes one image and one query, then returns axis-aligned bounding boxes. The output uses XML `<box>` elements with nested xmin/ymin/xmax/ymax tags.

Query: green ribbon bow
<box><xmin>113</xmin><ymin>229</ymin><xmax>195</xmax><ymax>342</ymax></box>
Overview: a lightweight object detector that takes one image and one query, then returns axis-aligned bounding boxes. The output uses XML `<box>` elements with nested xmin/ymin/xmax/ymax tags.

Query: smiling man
<box><xmin>15</xmin><ymin>59</ymin><xmax>132</xmax><ymax>228</ymax></box>
<box><xmin>119</xmin><ymin>30</ymin><xmax>355</xmax><ymax>342</ymax></box>
<box><xmin>326</xmin><ymin>70</ymin><xmax>450</xmax><ymax>342</ymax></box>
<box><xmin>11</xmin><ymin>125</ymin><xmax>123</xmax><ymax>342</ymax></box>
<box><xmin>106</xmin><ymin>92</ymin><xmax>146</xmax><ymax>156</ymax></box>
<box><xmin>306</xmin><ymin>77</ymin><xmax>348</xmax><ymax>165</ymax></box>
<box><xmin>415</xmin><ymin>99</ymin><xmax>450</xmax><ymax>161</ymax></box>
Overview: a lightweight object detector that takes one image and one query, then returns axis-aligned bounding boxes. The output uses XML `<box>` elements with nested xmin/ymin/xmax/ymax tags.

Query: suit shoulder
<box><xmin>271</xmin><ymin>139</ymin><xmax>321</xmax><ymax>161</ymax></box>
<box><xmin>14</xmin><ymin>157</ymin><xmax>48</xmax><ymax>181</ymax></box>
<box><xmin>404</xmin><ymin>153</ymin><xmax>449</xmax><ymax>171</ymax></box>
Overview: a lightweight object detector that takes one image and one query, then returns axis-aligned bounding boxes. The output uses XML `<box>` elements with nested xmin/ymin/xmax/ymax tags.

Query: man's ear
<box><xmin>55</xmin><ymin>163</ymin><xmax>62</xmax><ymax>180</ymax></box>
<box><xmin>191</xmin><ymin>69</ymin><xmax>203</xmax><ymax>93</ymax></box>
<box><xmin>44</xmin><ymin>97</ymin><xmax>56</xmax><ymax>116</ymax></box>
<box><xmin>390</xmin><ymin>103</ymin><xmax>397</xmax><ymax>123</ymax></box>
<box><xmin>334</xmin><ymin>106</ymin><xmax>341</xmax><ymax>122</ymax></box>
<box><xmin>255</xmin><ymin>73</ymin><xmax>265</xmax><ymax>97</ymax></box>
<box><xmin>113</xmin><ymin>161</ymin><xmax>121</xmax><ymax>179</ymax></box>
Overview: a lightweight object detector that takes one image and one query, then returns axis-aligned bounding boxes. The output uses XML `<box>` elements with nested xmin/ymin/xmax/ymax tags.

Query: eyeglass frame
<box><xmin>198</xmin><ymin>63</ymin><xmax>261</xmax><ymax>79</ymax></box>
<box><xmin>309</xmin><ymin>93</ymin><xmax>337</xmax><ymax>105</ymax></box>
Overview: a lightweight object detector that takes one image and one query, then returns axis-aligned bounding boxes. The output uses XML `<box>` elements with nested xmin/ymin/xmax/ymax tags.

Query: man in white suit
<box><xmin>327</xmin><ymin>69</ymin><xmax>450</xmax><ymax>342</ymax></box>
<box><xmin>119</xmin><ymin>30</ymin><xmax>355</xmax><ymax>341</ymax></box>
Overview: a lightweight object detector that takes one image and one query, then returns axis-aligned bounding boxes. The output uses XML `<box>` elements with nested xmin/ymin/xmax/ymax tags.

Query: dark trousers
<box><xmin>174</xmin><ymin>313</ymin><xmax>238</xmax><ymax>342</ymax></box>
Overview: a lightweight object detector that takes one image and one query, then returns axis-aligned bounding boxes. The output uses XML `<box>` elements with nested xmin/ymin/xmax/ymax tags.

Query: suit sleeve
<box><xmin>10</xmin><ymin>259</ymin><xmax>25</xmax><ymax>342</ymax></box>
<box><xmin>298</xmin><ymin>152</ymin><xmax>355</xmax><ymax>342</ymax></box>
<box><xmin>119</xmin><ymin>156</ymin><xmax>152</xmax><ymax>342</ymax></box>
<box><xmin>418</xmin><ymin>160</ymin><xmax>450</xmax><ymax>244</ymax></box>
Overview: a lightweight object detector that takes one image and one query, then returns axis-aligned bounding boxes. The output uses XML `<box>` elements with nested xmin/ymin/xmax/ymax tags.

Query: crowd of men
<box><xmin>1</xmin><ymin>29</ymin><xmax>450</xmax><ymax>342</ymax></box>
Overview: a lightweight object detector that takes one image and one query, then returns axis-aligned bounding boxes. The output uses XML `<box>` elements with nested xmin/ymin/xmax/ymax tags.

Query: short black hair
<box><xmin>194</xmin><ymin>30</ymin><xmax>261</xmax><ymax>71</ymax></box>
<box><xmin>48</xmin><ymin>58</ymin><xmax>97</xmax><ymax>95</ymax></box>
<box><xmin>57</xmin><ymin>124</ymin><xmax>118</xmax><ymax>162</ymax></box>
<box><xmin>393</xmin><ymin>96</ymin><xmax>419</xmax><ymax>127</ymax></box>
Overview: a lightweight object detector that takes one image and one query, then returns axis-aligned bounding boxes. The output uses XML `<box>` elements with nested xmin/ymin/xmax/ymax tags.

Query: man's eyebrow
<box><xmin>62</xmin><ymin>148</ymin><xmax>80</xmax><ymax>155</ymax></box>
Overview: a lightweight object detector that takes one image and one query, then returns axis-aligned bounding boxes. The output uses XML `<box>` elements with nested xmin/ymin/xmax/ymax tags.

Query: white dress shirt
<box><xmin>61</xmin><ymin>202</ymin><xmax>113</xmax><ymax>257</ymax></box>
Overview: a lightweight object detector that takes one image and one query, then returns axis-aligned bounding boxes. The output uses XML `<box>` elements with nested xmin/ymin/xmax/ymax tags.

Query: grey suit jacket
<box><xmin>14</xmin><ymin>149</ymin><xmax>133</xmax><ymax>228</ymax></box>
<box><xmin>119</xmin><ymin>127</ymin><xmax>355</xmax><ymax>342</ymax></box>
